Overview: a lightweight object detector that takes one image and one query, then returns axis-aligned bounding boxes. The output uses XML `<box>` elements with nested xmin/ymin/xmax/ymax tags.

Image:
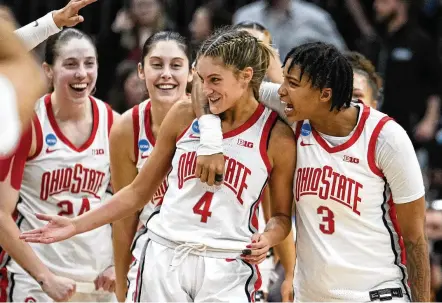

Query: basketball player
<box><xmin>0</xmin><ymin>0</ymin><xmax>96</xmax><ymax>156</ymax></box>
<box><xmin>195</xmin><ymin>42</ymin><xmax>430</xmax><ymax>302</ymax></box>
<box><xmin>0</xmin><ymin>28</ymin><xmax>119</xmax><ymax>302</ymax></box>
<box><xmin>345</xmin><ymin>51</ymin><xmax>383</xmax><ymax>109</ymax></box>
<box><xmin>111</xmin><ymin>31</ymin><xmax>192</xmax><ymax>302</ymax></box>
<box><xmin>21</xmin><ymin>27</ymin><xmax>296</xmax><ymax>301</ymax></box>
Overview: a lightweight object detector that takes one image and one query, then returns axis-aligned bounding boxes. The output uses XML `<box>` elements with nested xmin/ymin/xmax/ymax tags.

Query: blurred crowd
<box><xmin>3</xmin><ymin>0</ymin><xmax>442</xmax><ymax>301</ymax></box>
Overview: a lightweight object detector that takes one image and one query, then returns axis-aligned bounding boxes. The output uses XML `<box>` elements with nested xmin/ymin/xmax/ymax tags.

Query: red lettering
<box><xmin>71</xmin><ymin>164</ymin><xmax>82</xmax><ymax>194</ymax></box>
<box><xmin>40</xmin><ymin>172</ymin><xmax>50</xmax><ymax>200</ymax></box>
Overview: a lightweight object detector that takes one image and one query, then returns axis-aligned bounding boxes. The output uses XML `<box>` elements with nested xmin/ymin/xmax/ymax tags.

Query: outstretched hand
<box><xmin>52</xmin><ymin>0</ymin><xmax>97</xmax><ymax>28</ymax></box>
<box><xmin>19</xmin><ymin>213</ymin><xmax>76</xmax><ymax>244</ymax></box>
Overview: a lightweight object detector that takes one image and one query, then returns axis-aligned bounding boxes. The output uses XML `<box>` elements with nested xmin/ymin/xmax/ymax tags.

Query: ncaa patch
<box><xmin>138</xmin><ymin>139</ymin><xmax>150</xmax><ymax>152</ymax></box>
<box><xmin>192</xmin><ymin>120</ymin><xmax>200</xmax><ymax>134</ymax></box>
<box><xmin>301</xmin><ymin>123</ymin><xmax>311</xmax><ymax>136</ymax></box>
<box><xmin>45</xmin><ymin>134</ymin><xmax>57</xmax><ymax>146</ymax></box>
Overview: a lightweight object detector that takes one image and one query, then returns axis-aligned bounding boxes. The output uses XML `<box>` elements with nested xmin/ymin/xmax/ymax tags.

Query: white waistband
<box><xmin>147</xmin><ymin>230</ymin><xmax>242</xmax><ymax>259</ymax></box>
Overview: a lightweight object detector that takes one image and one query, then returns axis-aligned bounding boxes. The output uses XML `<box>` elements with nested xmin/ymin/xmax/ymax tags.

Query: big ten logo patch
<box><xmin>138</xmin><ymin>139</ymin><xmax>150</xmax><ymax>152</ymax></box>
<box><xmin>301</xmin><ymin>122</ymin><xmax>311</xmax><ymax>136</ymax></box>
<box><xmin>343</xmin><ymin>155</ymin><xmax>360</xmax><ymax>164</ymax></box>
<box><xmin>192</xmin><ymin>120</ymin><xmax>200</xmax><ymax>134</ymax></box>
<box><xmin>45</xmin><ymin>134</ymin><xmax>57</xmax><ymax>146</ymax></box>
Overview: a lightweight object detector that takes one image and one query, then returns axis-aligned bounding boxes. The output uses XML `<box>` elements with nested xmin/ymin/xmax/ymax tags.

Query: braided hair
<box><xmin>196</xmin><ymin>26</ymin><xmax>273</xmax><ymax>100</ymax></box>
<box><xmin>283</xmin><ymin>42</ymin><xmax>353</xmax><ymax>111</ymax></box>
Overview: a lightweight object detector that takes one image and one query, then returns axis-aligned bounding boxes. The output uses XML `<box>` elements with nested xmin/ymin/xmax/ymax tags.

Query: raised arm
<box><xmin>20</xmin><ymin>100</ymin><xmax>195</xmax><ymax>244</ymax></box>
<box><xmin>109</xmin><ymin>110</ymin><xmax>141</xmax><ymax>301</ymax></box>
<box><xmin>14</xmin><ymin>0</ymin><xmax>97</xmax><ymax>51</ymax></box>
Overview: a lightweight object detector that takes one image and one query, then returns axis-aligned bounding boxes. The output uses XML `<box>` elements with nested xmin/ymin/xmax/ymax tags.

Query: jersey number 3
<box><xmin>57</xmin><ymin>198</ymin><xmax>91</xmax><ymax>217</ymax></box>
<box><xmin>193</xmin><ymin>192</ymin><xmax>214</xmax><ymax>223</ymax></box>
<box><xmin>317</xmin><ymin>206</ymin><xmax>335</xmax><ymax>234</ymax></box>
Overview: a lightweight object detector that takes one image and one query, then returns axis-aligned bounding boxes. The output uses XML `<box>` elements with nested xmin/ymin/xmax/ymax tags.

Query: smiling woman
<box><xmin>0</xmin><ymin>28</ymin><xmax>120</xmax><ymax>302</ymax></box>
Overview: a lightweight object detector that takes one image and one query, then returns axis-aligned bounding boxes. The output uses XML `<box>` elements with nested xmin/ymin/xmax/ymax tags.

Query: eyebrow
<box><xmin>64</xmin><ymin>56</ymin><xmax>96</xmax><ymax>61</ymax></box>
<box><xmin>284</xmin><ymin>74</ymin><xmax>299</xmax><ymax>82</ymax></box>
<box><xmin>196</xmin><ymin>72</ymin><xmax>221</xmax><ymax>79</ymax></box>
<box><xmin>149</xmin><ymin>56</ymin><xmax>185</xmax><ymax>60</ymax></box>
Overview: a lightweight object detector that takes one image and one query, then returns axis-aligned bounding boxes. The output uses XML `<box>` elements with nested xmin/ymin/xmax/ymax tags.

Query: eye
<box><xmin>211</xmin><ymin>78</ymin><xmax>220</xmax><ymax>83</ymax></box>
<box><xmin>289</xmin><ymin>81</ymin><xmax>298</xmax><ymax>87</ymax></box>
<box><xmin>151</xmin><ymin>63</ymin><xmax>162</xmax><ymax>68</ymax></box>
<box><xmin>172</xmin><ymin>63</ymin><xmax>182</xmax><ymax>69</ymax></box>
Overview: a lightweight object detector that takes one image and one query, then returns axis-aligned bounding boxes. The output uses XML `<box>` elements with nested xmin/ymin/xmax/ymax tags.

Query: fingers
<box><xmin>195</xmin><ymin>161</ymin><xmax>202</xmax><ymax>178</ymax></box>
<box><xmin>35</xmin><ymin>213</ymin><xmax>54</xmax><ymax>222</ymax></box>
<box><xmin>69</xmin><ymin>0</ymin><xmax>97</xmax><ymax>12</ymax></box>
<box><xmin>214</xmin><ymin>164</ymin><xmax>224</xmax><ymax>186</ymax></box>
<box><xmin>199</xmin><ymin>166</ymin><xmax>209</xmax><ymax>184</ymax></box>
<box><xmin>19</xmin><ymin>228</ymin><xmax>44</xmax><ymax>237</ymax></box>
<box><xmin>94</xmin><ymin>275</ymin><xmax>104</xmax><ymax>290</ymax></box>
<box><xmin>207</xmin><ymin>164</ymin><xmax>216</xmax><ymax>186</ymax></box>
<box><xmin>102</xmin><ymin>277</ymin><xmax>115</xmax><ymax>292</ymax></box>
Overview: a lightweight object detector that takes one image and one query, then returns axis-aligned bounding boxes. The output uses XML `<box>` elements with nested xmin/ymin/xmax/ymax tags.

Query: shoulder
<box><xmin>376</xmin><ymin>118</ymin><xmax>410</xmax><ymax>152</ymax></box>
<box><xmin>268</xmin><ymin>118</ymin><xmax>296</xmax><ymax>156</ymax></box>
<box><xmin>109</xmin><ymin>107</ymin><xmax>135</xmax><ymax>151</ymax></box>
<box><xmin>162</xmin><ymin>98</ymin><xmax>196</xmax><ymax>138</ymax></box>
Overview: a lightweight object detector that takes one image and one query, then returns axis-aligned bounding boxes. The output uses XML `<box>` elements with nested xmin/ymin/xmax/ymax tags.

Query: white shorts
<box><xmin>125</xmin><ymin>226</ymin><xmax>149</xmax><ymax>303</ymax></box>
<box><xmin>6</xmin><ymin>271</ymin><xmax>117</xmax><ymax>302</ymax></box>
<box><xmin>134</xmin><ymin>239</ymin><xmax>262</xmax><ymax>302</ymax></box>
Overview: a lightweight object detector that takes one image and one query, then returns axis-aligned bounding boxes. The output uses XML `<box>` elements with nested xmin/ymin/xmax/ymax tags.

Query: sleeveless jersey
<box><xmin>147</xmin><ymin>104</ymin><xmax>278</xmax><ymax>252</ymax></box>
<box><xmin>293</xmin><ymin>102</ymin><xmax>411</xmax><ymax>301</ymax></box>
<box><xmin>133</xmin><ymin>101</ymin><xmax>168</xmax><ymax>225</ymax></box>
<box><xmin>8</xmin><ymin>94</ymin><xmax>114</xmax><ymax>282</ymax></box>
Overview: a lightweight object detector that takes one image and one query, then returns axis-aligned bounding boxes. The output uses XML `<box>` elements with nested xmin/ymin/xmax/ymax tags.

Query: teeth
<box><xmin>158</xmin><ymin>84</ymin><xmax>175</xmax><ymax>89</ymax></box>
<box><xmin>71</xmin><ymin>83</ymin><xmax>87</xmax><ymax>89</ymax></box>
<box><xmin>209</xmin><ymin>97</ymin><xmax>220</xmax><ymax>102</ymax></box>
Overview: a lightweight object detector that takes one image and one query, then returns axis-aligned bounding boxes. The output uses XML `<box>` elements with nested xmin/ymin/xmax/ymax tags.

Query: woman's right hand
<box><xmin>19</xmin><ymin>213</ymin><xmax>77</xmax><ymax>244</ymax></box>
<box><xmin>41</xmin><ymin>273</ymin><xmax>77</xmax><ymax>302</ymax></box>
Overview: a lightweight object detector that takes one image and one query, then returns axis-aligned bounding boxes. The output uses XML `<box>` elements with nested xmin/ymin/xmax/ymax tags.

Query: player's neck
<box><xmin>149</xmin><ymin>98</ymin><xmax>175</xmax><ymax>137</ymax></box>
<box><xmin>221</xmin><ymin>93</ymin><xmax>258</xmax><ymax>130</ymax></box>
<box><xmin>50</xmin><ymin>92</ymin><xmax>90</xmax><ymax>122</ymax></box>
<box><xmin>310</xmin><ymin>106</ymin><xmax>359</xmax><ymax>137</ymax></box>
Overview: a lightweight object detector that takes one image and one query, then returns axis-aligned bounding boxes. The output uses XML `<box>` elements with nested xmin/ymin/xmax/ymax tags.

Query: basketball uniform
<box><xmin>6</xmin><ymin>94</ymin><xmax>116</xmax><ymax>302</ymax></box>
<box><xmin>125</xmin><ymin>101</ymin><xmax>168</xmax><ymax>302</ymax></box>
<box><xmin>293</xmin><ymin>102</ymin><xmax>411</xmax><ymax>302</ymax></box>
<box><xmin>134</xmin><ymin>104</ymin><xmax>277</xmax><ymax>301</ymax></box>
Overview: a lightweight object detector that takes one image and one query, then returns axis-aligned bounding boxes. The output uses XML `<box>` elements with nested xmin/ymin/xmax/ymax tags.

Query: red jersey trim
<box><xmin>312</xmin><ymin>104</ymin><xmax>370</xmax><ymax>153</ymax></box>
<box><xmin>28</xmin><ymin>115</ymin><xmax>43</xmax><ymax>161</ymax></box>
<box><xmin>259</xmin><ymin>111</ymin><xmax>278</xmax><ymax>174</ymax></box>
<box><xmin>132</xmin><ymin>105</ymin><xmax>140</xmax><ymax>161</ymax></box>
<box><xmin>294</xmin><ymin>121</ymin><xmax>303</xmax><ymax>142</ymax></box>
<box><xmin>45</xmin><ymin>94</ymin><xmax>99</xmax><ymax>153</ymax></box>
<box><xmin>105</xmin><ymin>102</ymin><xmax>113</xmax><ymax>137</ymax></box>
<box><xmin>144</xmin><ymin>102</ymin><xmax>156</xmax><ymax>146</ymax></box>
<box><xmin>223</xmin><ymin>103</ymin><xmax>265</xmax><ymax>139</ymax></box>
<box><xmin>367</xmin><ymin>116</ymin><xmax>393</xmax><ymax>177</ymax></box>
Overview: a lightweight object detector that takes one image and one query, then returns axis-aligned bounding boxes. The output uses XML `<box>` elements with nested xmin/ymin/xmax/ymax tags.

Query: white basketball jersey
<box><xmin>147</xmin><ymin>104</ymin><xmax>278</xmax><ymax>252</ymax></box>
<box><xmin>293</xmin><ymin>102</ymin><xmax>411</xmax><ymax>301</ymax></box>
<box><xmin>8</xmin><ymin>94</ymin><xmax>114</xmax><ymax>282</ymax></box>
<box><xmin>133</xmin><ymin>101</ymin><xmax>168</xmax><ymax>225</ymax></box>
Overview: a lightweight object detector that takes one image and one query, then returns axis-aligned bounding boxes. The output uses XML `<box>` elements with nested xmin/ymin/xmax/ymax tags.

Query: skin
<box><xmin>20</xmin><ymin>55</ymin><xmax>296</xmax><ymax>277</ymax></box>
<box><xmin>352</xmin><ymin>71</ymin><xmax>378</xmax><ymax>109</ymax></box>
<box><xmin>1</xmin><ymin>36</ymin><xmax>119</xmax><ymax>301</ymax></box>
<box><xmin>279</xmin><ymin>59</ymin><xmax>430</xmax><ymax>302</ymax></box>
<box><xmin>111</xmin><ymin>39</ymin><xmax>191</xmax><ymax>302</ymax></box>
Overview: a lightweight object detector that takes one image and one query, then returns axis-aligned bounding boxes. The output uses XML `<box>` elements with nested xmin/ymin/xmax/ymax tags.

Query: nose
<box><xmin>161</xmin><ymin>66</ymin><xmax>172</xmax><ymax>80</ymax></box>
<box><xmin>75</xmin><ymin>65</ymin><xmax>87</xmax><ymax>79</ymax></box>
<box><xmin>278</xmin><ymin>84</ymin><xmax>287</xmax><ymax>98</ymax></box>
<box><xmin>202</xmin><ymin>81</ymin><xmax>214</xmax><ymax>96</ymax></box>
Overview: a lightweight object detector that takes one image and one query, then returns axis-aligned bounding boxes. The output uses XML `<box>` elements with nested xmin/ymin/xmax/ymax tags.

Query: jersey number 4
<box><xmin>317</xmin><ymin>206</ymin><xmax>335</xmax><ymax>234</ymax></box>
<box><xmin>57</xmin><ymin>198</ymin><xmax>91</xmax><ymax>217</ymax></box>
<box><xmin>193</xmin><ymin>192</ymin><xmax>214</xmax><ymax>223</ymax></box>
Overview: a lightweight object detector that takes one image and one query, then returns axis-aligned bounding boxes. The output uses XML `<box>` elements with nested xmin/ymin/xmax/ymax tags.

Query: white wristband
<box><xmin>0</xmin><ymin>75</ymin><xmax>20</xmax><ymax>156</ymax></box>
<box><xmin>14</xmin><ymin>12</ymin><xmax>62</xmax><ymax>51</ymax></box>
<box><xmin>197</xmin><ymin>115</ymin><xmax>223</xmax><ymax>156</ymax></box>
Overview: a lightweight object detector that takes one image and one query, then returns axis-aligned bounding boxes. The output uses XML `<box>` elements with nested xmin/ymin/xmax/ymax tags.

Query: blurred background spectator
<box><xmin>3</xmin><ymin>0</ymin><xmax>442</xmax><ymax>300</ymax></box>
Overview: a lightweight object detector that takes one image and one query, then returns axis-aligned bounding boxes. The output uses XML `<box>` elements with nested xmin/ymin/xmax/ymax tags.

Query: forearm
<box><xmin>262</xmin><ymin>214</ymin><xmax>292</xmax><ymax>248</ymax></box>
<box><xmin>273</xmin><ymin>229</ymin><xmax>296</xmax><ymax>279</ymax></box>
<box><xmin>404</xmin><ymin>234</ymin><xmax>431</xmax><ymax>301</ymax></box>
<box><xmin>14</xmin><ymin>12</ymin><xmax>61</xmax><ymax>51</ymax></box>
<box><xmin>73</xmin><ymin>185</ymin><xmax>147</xmax><ymax>235</ymax></box>
<box><xmin>113</xmin><ymin>214</ymin><xmax>139</xmax><ymax>301</ymax></box>
<box><xmin>0</xmin><ymin>213</ymin><xmax>51</xmax><ymax>283</ymax></box>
